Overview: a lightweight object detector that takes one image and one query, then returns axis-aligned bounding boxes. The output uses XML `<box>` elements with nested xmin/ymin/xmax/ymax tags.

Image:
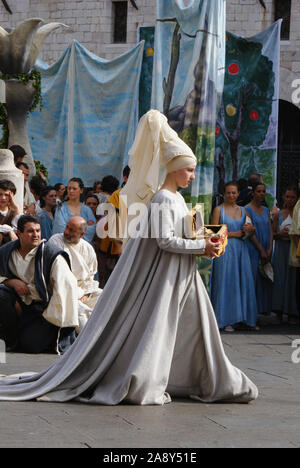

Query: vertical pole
<box><xmin>67</xmin><ymin>41</ymin><xmax>75</xmax><ymax>181</ymax></box>
<box><xmin>0</xmin><ymin>79</ymin><xmax>5</xmax><ymax>103</ymax></box>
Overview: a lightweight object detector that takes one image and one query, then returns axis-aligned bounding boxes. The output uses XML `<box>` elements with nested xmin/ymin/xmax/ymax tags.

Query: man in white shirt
<box><xmin>28</xmin><ymin>175</ymin><xmax>46</xmax><ymax>219</ymax></box>
<box><xmin>0</xmin><ymin>214</ymin><xmax>79</xmax><ymax>354</ymax></box>
<box><xmin>50</xmin><ymin>216</ymin><xmax>102</xmax><ymax>333</ymax></box>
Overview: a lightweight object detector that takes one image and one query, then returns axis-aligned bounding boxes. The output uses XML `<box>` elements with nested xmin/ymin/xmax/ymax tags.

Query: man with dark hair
<box><xmin>237</xmin><ymin>173</ymin><xmax>264</xmax><ymax>207</ymax></box>
<box><xmin>16</xmin><ymin>161</ymin><xmax>36</xmax><ymax>211</ymax></box>
<box><xmin>15</xmin><ymin>161</ymin><xmax>29</xmax><ymax>173</ymax></box>
<box><xmin>100</xmin><ymin>175</ymin><xmax>120</xmax><ymax>195</ymax></box>
<box><xmin>9</xmin><ymin>145</ymin><xmax>26</xmax><ymax>165</ymax></box>
<box><xmin>0</xmin><ymin>214</ymin><xmax>79</xmax><ymax>354</ymax></box>
<box><xmin>29</xmin><ymin>175</ymin><xmax>46</xmax><ymax>198</ymax></box>
<box><xmin>29</xmin><ymin>175</ymin><xmax>46</xmax><ymax>217</ymax></box>
<box><xmin>122</xmin><ymin>165</ymin><xmax>130</xmax><ymax>186</ymax></box>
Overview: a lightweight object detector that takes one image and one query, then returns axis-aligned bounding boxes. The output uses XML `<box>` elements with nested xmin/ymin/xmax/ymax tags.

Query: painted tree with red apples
<box><xmin>215</xmin><ymin>32</ymin><xmax>275</xmax><ymax>184</ymax></box>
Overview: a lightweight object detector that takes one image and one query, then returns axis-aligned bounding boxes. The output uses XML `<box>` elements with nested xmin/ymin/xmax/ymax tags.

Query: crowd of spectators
<box><xmin>0</xmin><ymin>145</ymin><xmax>299</xmax><ymax>354</ymax></box>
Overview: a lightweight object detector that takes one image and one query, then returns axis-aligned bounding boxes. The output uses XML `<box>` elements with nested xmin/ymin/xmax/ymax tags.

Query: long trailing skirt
<box><xmin>0</xmin><ymin>193</ymin><xmax>258</xmax><ymax>405</ymax></box>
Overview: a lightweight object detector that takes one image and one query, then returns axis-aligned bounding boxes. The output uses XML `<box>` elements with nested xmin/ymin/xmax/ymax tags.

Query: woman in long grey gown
<box><xmin>0</xmin><ymin>110</ymin><xmax>258</xmax><ymax>405</ymax></box>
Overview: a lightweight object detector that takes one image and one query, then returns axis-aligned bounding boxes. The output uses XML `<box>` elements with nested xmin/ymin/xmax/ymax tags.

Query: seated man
<box><xmin>0</xmin><ymin>179</ymin><xmax>20</xmax><ymax>246</ymax></box>
<box><xmin>50</xmin><ymin>216</ymin><xmax>102</xmax><ymax>333</ymax></box>
<box><xmin>0</xmin><ymin>215</ymin><xmax>79</xmax><ymax>354</ymax></box>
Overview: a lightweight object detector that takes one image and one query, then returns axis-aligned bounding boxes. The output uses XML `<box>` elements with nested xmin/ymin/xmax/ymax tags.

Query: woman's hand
<box><xmin>228</xmin><ymin>230</ymin><xmax>243</xmax><ymax>239</ymax></box>
<box><xmin>243</xmin><ymin>223</ymin><xmax>255</xmax><ymax>235</ymax></box>
<box><xmin>270</xmin><ymin>206</ymin><xmax>280</xmax><ymax>219</ymax></box>
<box><xmin>7</xmin><ymin>192</ymin><xmax>19</xmax><ymax>214</ymax></box>
<box><xmin>25</xmin><ymin>203</ymin><xmax>35</xmax><ymax>215</ymax></box>
<box><xmin>80</xmin><ymin>294</ymin><xmax>90</xmax><ymax>304</ymax></box>
<box><xmin>259</xmin><ymin>248</ymin><xmax>268</xmax><ymax>263</ymax></box>
<box><xmin>278</xmin><ymin>226</ymin><xmax>290</xmax><ymax>239</ymax></box>
<box><xmin>205</xmin><ymin>237</ymin><xmax>222</xmax><ymax>258</ymax></box>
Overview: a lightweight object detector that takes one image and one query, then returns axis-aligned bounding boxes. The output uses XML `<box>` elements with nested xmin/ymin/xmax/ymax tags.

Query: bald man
<box><xmin>50</xmin><ymin>216</ymin><xmax>102</xmax><ymax>333</ymax></box>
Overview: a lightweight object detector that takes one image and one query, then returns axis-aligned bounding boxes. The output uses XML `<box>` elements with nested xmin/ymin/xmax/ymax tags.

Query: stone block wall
<box><xmin>0</xmin><ymin>0</ymin><xmax>299</xmax><ymax>103</ymax></box>
<box><xmin>0</xmin><ymin>0</ymin><xmax>157</xmax><ymax>62</ymax></box>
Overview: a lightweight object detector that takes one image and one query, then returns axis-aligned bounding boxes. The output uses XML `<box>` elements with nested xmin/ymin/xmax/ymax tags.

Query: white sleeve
<box><xmin>42</xmin><ymin>256</ymin><xmax>79</xmax><ymax>328</ymax></box>
<box><xmin>11</xmin><ymin>214</ymin><xmax>22</xmax><ymax>230</ymax></box>
<box><xmin>79</xmin><ymin>245</ymin><xmax>99</xmax><ymax>296</ymax></box>
<box><xmin>154</xmin><ymin>202</ymin><xmax>206</xmax><ymax>255</ymax></box>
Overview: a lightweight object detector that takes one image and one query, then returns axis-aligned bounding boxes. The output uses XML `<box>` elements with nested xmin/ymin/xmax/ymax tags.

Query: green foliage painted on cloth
<box><xmin>179</xmin><ymin>126</ymin><xmax>215</xmax><ymax>168</ymax></box>
<box><xmin>196</xmin><ymin>256</ymin><xmax>211</xmax><ymax>291</ymax></box>
<box><xmin>179</xmin><ymin>126</ymin><xmax>198</xmax><ymax>155</ymax></box>
<box><xmin>196</xmin><ymin>129</ymin><xmax>215</xmax><ymax>168</ymax></box>
<box><xmin>139</xmin><ymin>27</ymin><xmax>155</xmax><ymax>118</ymax></box>
<box><xmin>222</xmin><ymin>33</ymin><xmax>274</xmax><ymax>147</ymax></box>
<box><xmin>215</xmin><ymin>31</ymin><xmax>276</xmax><ymax>193</ymax></box>
<box><xmin>183</xmin><ymin>192</ymin><xmax>212</xmax><ymax>224</ymax></box>
<box><xmin>238</xmin><ymin>146</ymin><xmax>275</xmax><ymax>180</ymax></box>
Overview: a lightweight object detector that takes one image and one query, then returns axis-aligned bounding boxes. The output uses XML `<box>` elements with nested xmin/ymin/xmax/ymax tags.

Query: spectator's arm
<box><xmin>83</xmin><ymin>206</ymin><xmax>96</xmax><ymax>244</ymax></box>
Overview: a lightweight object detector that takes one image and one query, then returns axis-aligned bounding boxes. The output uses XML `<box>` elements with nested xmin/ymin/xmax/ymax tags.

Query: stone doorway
<box><xmin>276</xmin><ymin>99</ymin><xmax>300</xmax><ymax>205</ymax></box>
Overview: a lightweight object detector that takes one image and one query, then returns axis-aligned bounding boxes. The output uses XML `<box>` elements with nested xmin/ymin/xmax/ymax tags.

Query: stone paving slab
<box><xmin>0</xmin><ymin>318</ymin><xmax>299</xmax><ymax>448</ymax></box>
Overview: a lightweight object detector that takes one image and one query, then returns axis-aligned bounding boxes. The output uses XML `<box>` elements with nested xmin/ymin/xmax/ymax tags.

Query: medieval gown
<box><xmin>0</xmin><ymin>190</ymin><xmax>258</xmax><ymax>405</ymax></box>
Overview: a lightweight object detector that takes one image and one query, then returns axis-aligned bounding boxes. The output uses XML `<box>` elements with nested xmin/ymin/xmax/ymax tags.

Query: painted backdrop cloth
<box><xmin>214</xmin><ymin>21</ymin><xmax>281</xmax><ymax>208</ymax></box>
<box><xmin>27</xmin><ymin>41</ymin><xmax>144</xmax><ymax>186</ymax></box>
<box><xmin>151</xmin><ymin>0</ymin><xmax>225</xmax><ymax>289</ymax></box>
<box><xmin>151</xmin><ymin>0</ymin><xmax>226</xmax><ymax>221</ymax></box>
<box><xmin>139</xmin><ymin>26</ymin><xmax>155</xmax><ymax>120</ymax></box>
<box><xmin>0</xmin><ymin>190</ymin><xmax>258</xmax><ymax>405</ymax></box>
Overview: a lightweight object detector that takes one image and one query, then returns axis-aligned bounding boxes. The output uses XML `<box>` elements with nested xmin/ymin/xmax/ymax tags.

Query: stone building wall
<box><xmin>0</xmin><ymin>0</ymin><xmax>299</xmax><ymax>104</ymax></box>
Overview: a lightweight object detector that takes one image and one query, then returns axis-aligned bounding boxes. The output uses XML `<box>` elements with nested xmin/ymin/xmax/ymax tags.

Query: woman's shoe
<box><xmin>224</xmin><ymin>325</ymin><xmax>235</xmax><ymax>332</ymax></box>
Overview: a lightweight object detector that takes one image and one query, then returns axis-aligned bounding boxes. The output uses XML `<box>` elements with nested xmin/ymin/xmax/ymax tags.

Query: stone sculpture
<box><xmin>0</xmin><ymin>148</ymin><xmax>24</xmax><ymax>211</ymax></box>
<box><xmin>0</xmin><ymin>18</ymin><xmax>69</xmax><ymax>176</ymax></box>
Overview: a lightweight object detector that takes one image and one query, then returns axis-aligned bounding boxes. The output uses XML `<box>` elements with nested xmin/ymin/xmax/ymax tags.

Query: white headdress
<box><xmin>120</xmin><ymin>109</ymin><xmax>197</xmax><ymax>209</ymax></box>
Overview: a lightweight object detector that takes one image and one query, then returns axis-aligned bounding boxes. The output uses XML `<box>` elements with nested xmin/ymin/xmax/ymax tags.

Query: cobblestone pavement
<box><xmin>0</xmin><ymin>316</ymin><xmax>299</xmax><ymax>448</ymax></box>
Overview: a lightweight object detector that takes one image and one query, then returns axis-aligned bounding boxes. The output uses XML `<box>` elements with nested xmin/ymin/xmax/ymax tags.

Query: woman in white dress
<box><xmin>0</xmin><ymin>111</ymin><xmax>258</xmax><ymax>405</ymax></box>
